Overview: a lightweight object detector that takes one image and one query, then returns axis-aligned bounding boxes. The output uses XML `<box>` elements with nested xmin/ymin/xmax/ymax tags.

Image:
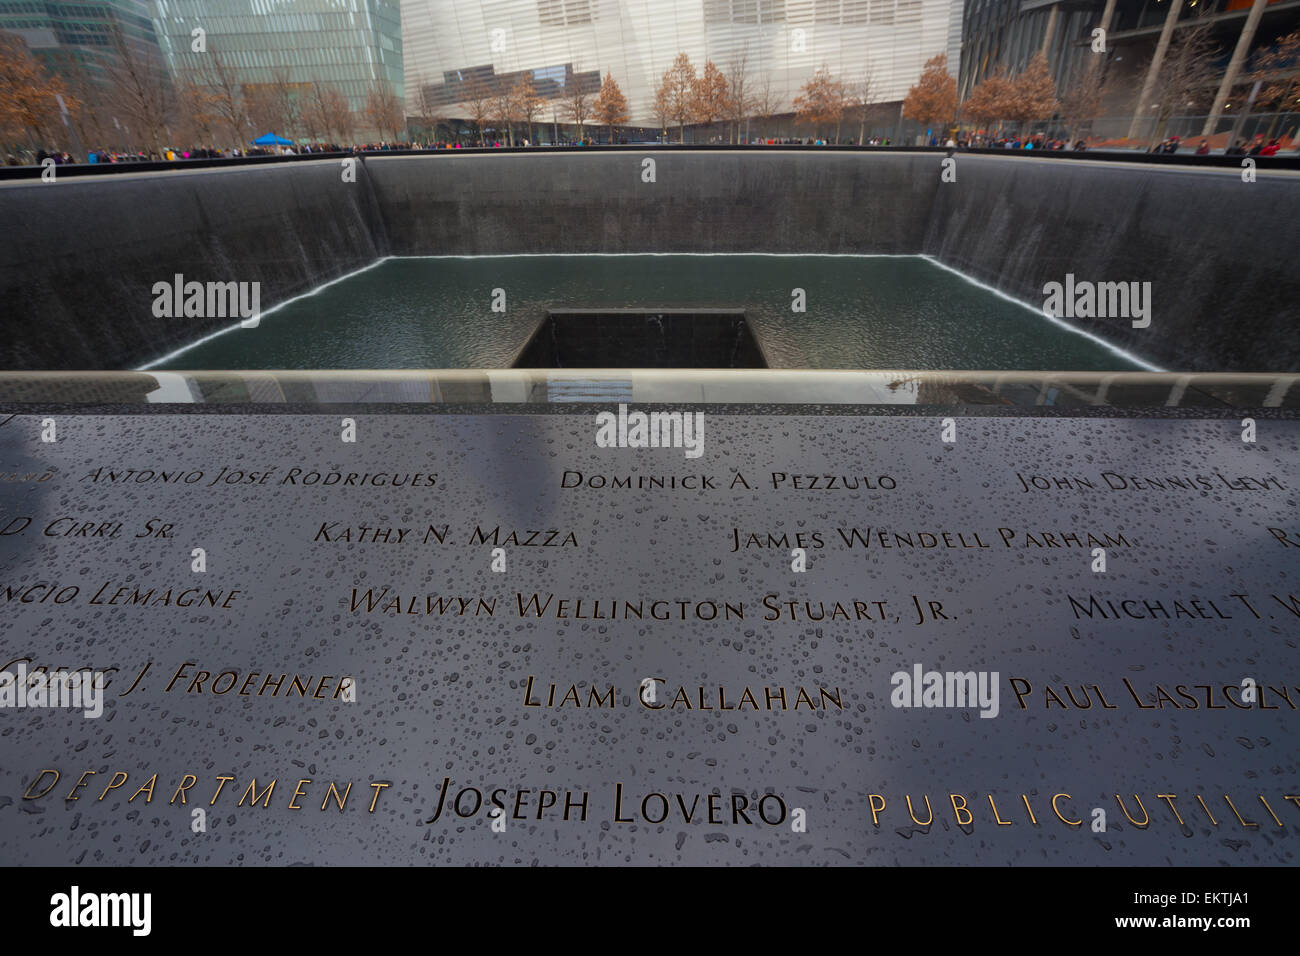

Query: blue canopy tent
<box><xmin>251</xmin><ymin>133</ymin><xmax>294</xmax><ymax>146</ymax></box>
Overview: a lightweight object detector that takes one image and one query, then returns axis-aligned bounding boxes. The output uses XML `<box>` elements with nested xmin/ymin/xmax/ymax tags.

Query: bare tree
<box><xmin>1145</xmin><ymin>21</ymin><xmax>1219</xmax><ymax>141</ymax></box>
<box><xmin>200</xmin><ymin>49</ymin><xmax>248</xmax><ymax>148</ymax></box>
<box><xmin>492</xmin><ymin>82</ymin><xmax>515</xmax><ymax>145</ymax></box>
<box><xmin>1060</xmin><ymin>60</ymin><xmax>1113</xmax><ymax>144</ymax></box>
<box><xmin>725</xmin><ymin>48</ymin><xmax>756</xmax><ymax>143</ymax></box>
<box><xmin>176</xmin><ymin>78</ymin><xmax>222</xmax><ymax>146</ymax></box>
<box><xmin>752</xmin><ymin>74</ymin><xmax>782</xmax><ymax>140</ymax></box>
<box><xmin>1248</xmin><ymin>29</ymin><xmax>1300</xmax><ymax>141</ymax></box>
<box><xmin>268</xmin><ymin>66</ymin><xmax>302</xmax><ymax>141</ymax></box>
<box><xmin>366</xmin><ymin>80</ymin><xmax>404</xmax><ymax>141</ymax></box>
<box><xmin>243</xmin><ymin>67</ymin><xmax>303</xmax><ymax>144</ymax></box>
<box><xmin>561</xmin><ymin>82</ymin><xmax>592</xmax><ymax>141</ymax></box>
<box><xmin>102</xmin><ymin>17</ymin><xmax>173</xmax><ymax>154</ymax></box>
<box><xmin>459</xmin><ymin>76</ymin><xmax>494</xmax><ymax>145</ymax></box>
<box><xmin>244</xmin><ymin>86</ymin><xmax>279</xmax><ymax>143</ymax></box>
<box><xmin>322</xmin><ymin>86</ymin><xmax>354</xmax><ymax>144</ymax></box>
<box><xmin>850</xmin><ymin>68</ymin><xmax>877</xmax><ymax>145</ymax></box>
<box><xmin>513</xmin><ymin>75</ymin><xmax>543</xmax><ymax>145</ymax></box>
<box><xmin>62</xmin><ymin>56</ymin><xmax>113</xmax><ymax>152</ymax></box>
<box><xmin>298</xmin><ymin>82</ymin><xmax>325</xmax><ymax>143</ymax></box>
<box><xmin>652</xmin><ymin>85</ymin><xmax>672</xmax><ymax>143</ymax></box>
<box><xmin>302</xmin><ymin>81</ymin><xmax>350</xmax><ymax>144</ymax></box>
<box><xmin>413</xmin><ymin>73</ymin><xmax>447</xmax><ymax>142</ymax></box>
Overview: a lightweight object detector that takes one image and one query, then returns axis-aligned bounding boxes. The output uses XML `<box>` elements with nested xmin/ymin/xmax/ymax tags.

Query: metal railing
<box><xmin>0</xmin><ymin>370</ymin><xmax>1293</xmax><ymax>411</ymax></box>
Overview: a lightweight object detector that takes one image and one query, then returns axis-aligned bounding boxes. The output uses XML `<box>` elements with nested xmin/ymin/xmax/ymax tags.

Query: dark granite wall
<box><xmin>921</xmin><ymin>154</ymin><xmax>1300</xmax><ymax>372</ymax></box>
<box><xmin>0</xmin><ymin>161</ymin><xmax>387</xmax><ymax>370</ymax></box>
<box><xmin>364</xmin><ymin>151</ymin><xmax>937</xmax><ymax>255</ymax></box>
<box><xmin>2</xmin><ymin>151</ymin><xmax>1295</xmax><ymax>370</ymax></box>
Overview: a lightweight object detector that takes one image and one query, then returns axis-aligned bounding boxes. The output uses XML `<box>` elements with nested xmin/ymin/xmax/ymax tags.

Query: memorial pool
<box><xmin>145</xmin><ymin>255</ymin><xmax>1154</xmax><ymax>371</ymax></box>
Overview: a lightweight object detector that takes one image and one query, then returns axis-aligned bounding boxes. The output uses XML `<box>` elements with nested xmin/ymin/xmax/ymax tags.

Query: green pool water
<box><xmin>146</xmin><ymin>255</ymin><xmax>1151</xmax><ymax>371</ymax></box>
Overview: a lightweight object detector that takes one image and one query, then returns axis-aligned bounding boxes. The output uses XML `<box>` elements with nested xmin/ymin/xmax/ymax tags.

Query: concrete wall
<box><xmin>0</xmin><ymin>160</ymin><xmax>387</xmax><ymax>370</ymax></box>
<box><xmin>2</xmin><ymin>151</ymin><xmax>1296</xmax><ymax>371</ymax></box>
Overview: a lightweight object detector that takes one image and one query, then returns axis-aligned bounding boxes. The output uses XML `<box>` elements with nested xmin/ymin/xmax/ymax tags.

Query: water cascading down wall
<box><xmin>1</xmin><ymin>151</ymin><xmax>1296</xmax><ymax>372</ymax></box>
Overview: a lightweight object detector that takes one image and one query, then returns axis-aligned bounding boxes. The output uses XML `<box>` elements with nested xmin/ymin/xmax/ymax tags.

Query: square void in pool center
<box><xmin>145</xmin><ymin>255</ymin><xmax>1149</xmax><ymax>372</ymax></box>
<box><xmin>513</xmin><ymin>310</ymin><xmax>768</xmax><ymax>368</ymax></box>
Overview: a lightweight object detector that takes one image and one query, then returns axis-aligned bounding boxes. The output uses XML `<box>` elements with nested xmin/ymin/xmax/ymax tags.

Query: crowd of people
<box><xmin>5</xmin><ymin>130</ymin><xmax>1292</xmax><ymax>166</ymax></box>
<box><xmin>1225</xmin><ymin>135</ymin><xmax>1284</xmax><ymax>156</ymax></box>
<box><xmin>6</xmin><ymin>145</ymin><xmax>272</xmax><ymax>165</ymax></box>
<box><xmin>4</xmin><ymin>142</ymin><xmax>419</xmax><ymax>165</ymax></box>
<box><xmin>955</xmin><ymin>134</ymin><xmax>1087</xmax><ymax>150</ymax></box>
<box><xmin>1148</xmin><ymin>133</ymin><xmax>1284</xmax><ymax>155</ymax></box>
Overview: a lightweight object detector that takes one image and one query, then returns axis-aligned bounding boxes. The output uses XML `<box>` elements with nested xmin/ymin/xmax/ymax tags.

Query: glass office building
<box><xmin>960</xmin><ymin>0</ymin><xmax>1300</xmax><ymax>140</ymax></box>
<box><xmin>154</xmin><ymin>0</ymin><xmax>404</xmax><ymax>136</ymax></box>
<box><xmin>401</xmin><ymin>0</ymin><xmax>963</xmax><ymax>130</ymax></box>
<box><xmin>0</xmin><ymin>0</ymin><xmax>165</xmax><ymax>82</ymax></box>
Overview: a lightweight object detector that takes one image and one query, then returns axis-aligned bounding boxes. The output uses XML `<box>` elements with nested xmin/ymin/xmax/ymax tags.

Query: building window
<box><xmin>842</xmin><ymin>0</ymin><xmax>868</xmax><ymax>23</ymax></box>
<box><xmin>538</xmin><ymin>0</ymin><xmax>594</xmax><ymax>27</ymax></box>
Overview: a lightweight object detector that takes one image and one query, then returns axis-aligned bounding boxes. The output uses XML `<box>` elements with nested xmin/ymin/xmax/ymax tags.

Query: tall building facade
<box><xmin>0</xmin><ymin>0</ymin><xmax>165</xmax><ymax>82</ymax></box>
<box><xmin>154</xmin><ymin>0</ymin><xmax>404</xmax><ymax>133</ymax></box>
<box><xmin>960</xmin><ymin>0</ymin><xmax>1300</xmax><ymax>141</ymax></box>
<box><xmin>401</xmin><ymin>0</ymin><xmax>963</xmax><ymax>129</ymax></box>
